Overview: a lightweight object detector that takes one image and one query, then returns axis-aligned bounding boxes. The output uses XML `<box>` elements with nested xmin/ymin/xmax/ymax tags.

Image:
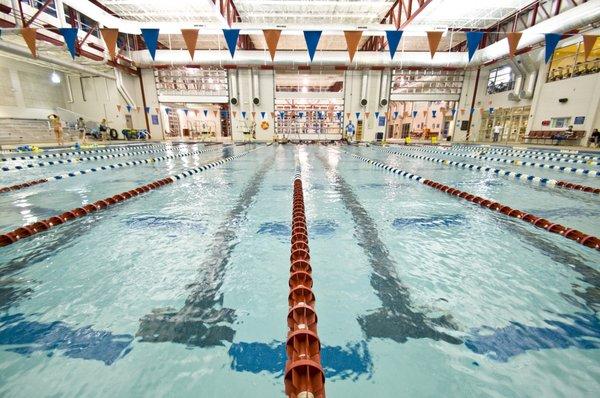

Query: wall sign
<box><xmin>151</xmin><ymin>114</ymin><xmax>159</xmax><ymax>125</ymax></box>
<box><xmin>574</xmin><ymin>116</ymin><xmax>585</xmax><ymax>125</ymax></box>
<box><xmin>378</xmin><ymin>116</ymin><xmax>386</xmax><ymax>127</ymax></box>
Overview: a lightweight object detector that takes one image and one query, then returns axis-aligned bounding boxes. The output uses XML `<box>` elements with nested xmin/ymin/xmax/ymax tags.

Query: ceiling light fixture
<box><xmin>51</xmin><ymin>70</ymin><xmax>61</xmax><ymax>84</ymax></box>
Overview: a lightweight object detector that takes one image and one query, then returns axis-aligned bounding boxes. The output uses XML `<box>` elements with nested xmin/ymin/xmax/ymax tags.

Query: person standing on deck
<box><xmin>346</xmin><ymin>120</ymin><xmax>356</xmax><ymax>143</ymax></box>
<box><xmin>492</xmin><ymin>124</ymin><xmax>502</xmax><ymax>142</ymax></box>
<box><xmin>48</xmin><ymin>114</ymin><xmax>64</xmax><ymax>146</ymax></box>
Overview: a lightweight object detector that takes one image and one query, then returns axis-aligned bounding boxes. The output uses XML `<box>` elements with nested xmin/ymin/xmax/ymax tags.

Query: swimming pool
<box><xmin>1</xmin><ymin>143</ymin><xmax>599</xmax><ymax>397</ymax></box>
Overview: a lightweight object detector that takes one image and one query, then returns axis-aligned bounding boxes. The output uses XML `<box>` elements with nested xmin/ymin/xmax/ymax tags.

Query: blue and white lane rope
<box><xmin>448</xmin><ymin>144</ymin><xmax>600</xmax><ymax>162</ymax></box>
<box><xmin>0</xmin><ymin>143</ymin><xmax>169</xmax><ymax>162</ymax></box>
<box><xmin>169</xmin><ymin>146</ymin><xmax>260</xmax><ymax>181</ymax></box>
<box><xmin>389</xmin><ymin>145</ymin><xmax>600</xmax><ymax>177</ymax></box>
<box><xmin>436</xmin><ymin>146</ymin><xmax>598</xmax><ymax>166</ymax></box>
<box><xmin>1</xmin><ymin>144</ymin><xmax>202</xmax><ymax>172</ymax></box>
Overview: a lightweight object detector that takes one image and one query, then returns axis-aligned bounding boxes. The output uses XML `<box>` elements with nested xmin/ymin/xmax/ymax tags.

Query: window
<box><xmin>487</xmin><ymin>65</ymin><xmax>515</xmax><ymax>94</ymax></box>
<box><xmin>551</xmin><ymin>117</ymin><xmax>571</xmax><ymax>129</ymax></box>
<box><xmin>547</xmin><ymin>40</ymin><xmax>600</xmax><ymax>82</ymax></box>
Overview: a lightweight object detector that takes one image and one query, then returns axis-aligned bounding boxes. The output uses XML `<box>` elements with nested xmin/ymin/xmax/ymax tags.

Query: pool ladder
<box><xmin>285</xmin><ymin>168</ymin><xmax>325</xmax><ymax>398</ymax></box>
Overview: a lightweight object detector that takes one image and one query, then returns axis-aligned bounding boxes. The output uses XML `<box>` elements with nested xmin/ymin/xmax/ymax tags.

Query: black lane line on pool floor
<box><xmin>136</xmin><ymin>153</ymin><xmax>276</xmax><ymax>347</ymax></box>
<box><xmin>316</xmin><ymin>152</ymin><xmax>461</xmax><ymax>345</ymax></box>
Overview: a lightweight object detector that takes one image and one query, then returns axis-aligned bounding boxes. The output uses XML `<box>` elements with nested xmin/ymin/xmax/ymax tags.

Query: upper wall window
<box><xmin>547</xmin><ymin>40</ymin><xmax>600</xmax><ymax>82</ymax></box>
<box><xmin>487</xmin><ymin>65</ymin><xmax>515</xmax><ymax>94</ymax></box>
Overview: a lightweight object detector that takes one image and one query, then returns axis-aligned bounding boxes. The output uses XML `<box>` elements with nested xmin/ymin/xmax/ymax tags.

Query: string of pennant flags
<box><xmin>12</xmin><ymin>27</ymin><xmax>599</xmax><ymax>64</ymax></box>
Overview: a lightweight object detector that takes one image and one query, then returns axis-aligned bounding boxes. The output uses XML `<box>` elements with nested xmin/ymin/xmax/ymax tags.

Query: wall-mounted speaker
<box><xmin>253</xmin><ymin>97</ymin><xmax>260</xmax><ymax>105</ymax></box>
<box><xmin>360</xmin><ymin>98</ymin><xmax>368</xmax><ymax>107</ymax></box>
<box><xmin>230</xmin><ymin>97</ymin><xmax>238</xmax><ymax>105</ymax></box>
<box><xmin>380</xmin><ymin>98</ymin><xmax>388</xmax><ymax>106</ymax></box>
<box><xmin>558</xmin><ymin>98</ymin><xmax>568</xmax><ymax>103</ymax></box>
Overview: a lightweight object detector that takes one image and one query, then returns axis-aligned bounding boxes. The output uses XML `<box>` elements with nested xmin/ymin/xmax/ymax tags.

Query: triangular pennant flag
<box><xmin>194</xmin><ymin>109</ymin><xmax>199</xmax><ymax>116</ymax></box>
<box><xmin>165</xmin><ymin>108</ymin><xmax>171</xmax><ymax>114</ymax></box>
<box><xmin>375</xmin><ymin>112</ymin><xmax>380</xmax><ymax>119</ymax></box>
<box><xmin>412</xmin><ymin>111</ymin><xmax>418</xmax><ymax>118</ymax></box>
<box><xmin>136</xmin><ymin>106</ymin><xmax>141</xmax><ymax>113</ymax></box>
<box><xmin>403</xmin><ymin>111</ymin><xmax>408</xmax><ymax>118</ymax></box>
<box><xmin>263</xmin><ymin>29</ymin><xmax>281</xmax><ymax>61</ymax></box>
<box><xmin>426</xmin><ymin>31</ymin><xmax>443</xmax><ymax>58</ymax></box>
<box><xmin>144</xmin><ymin>107</ymin><xmax>150</xmax><ymax>113</ymax></box>
<box><xmin>183</xmin><ymin>109</ymin><xmax>189</xmax><ymax>116</ymax></box>
<box><xmin>452</xmin><ymin>109</ymin><xmax>457</xmax><ymax>116</ymax></box>
<box><xmin>344</xmin><ymin>31</ymin><xmax>363</xmax><ymax>62</ymax></box>
<box><xmin>303</xmin><ymin>31</ymin><xmax>322</xmax><ymax>62</ymax></box>
<box><xmin>346</xmin><ymin>112</ymin><xmax>351</xmax><ymax>119</ymax></box>
<box><xmin>506</xmin><ymin>32</ymin><xmax>522</xmax><ymax>58</ymax></box>
<box><xmin>422</xmin><ymin>110</ymin><xmax>428</xmax><ymax>117</ymax></box>
<box><xmin>460</xmin><ymin>108</ymin><xmax>465</xmax><ymax>115</ymax></box>
<box><xmin>544</xmin><ymin>33</ymin><xmax>562</xmax><ymax>63</ymax></box>
<box><xmin>141</xmin><ymin>28</ymin><xmax>160</xmax><ymax>60</ymax></box>
<box><xmin>59</xmin><ymin>28</ymin><xmax>78</xmax><ymax>59</ymax></box>
<box><xmin>470</xmin><ymin>108</ymin><xmax>475</xmax><ymax>115</ymax></box>
<box><xmin>232</xmin><ymin>111</ymin><xmax>237</xmax><ymax>118</ymax></box>
<box><xmin>126</xmin><ymin>105</ymin><xmax>132</xmax><ymax>112</ymax></box>
<box><xmin>117</xmin><ymin>104</ymin><xmax>122</xmax><ymax>112</ymax></box>
<box><xmin>223</xmin><ymin>29</ymin><xmax>240</xmax><ymax>58</ymax></box>
<box><xmin>432</xmin><ymin>110</ymin><xmax>437</xmax><ymax>117</ymax></box>
<box><xmin>155</xmin><ymin>107</ymin><xmax>160</xmax><ymax>113</ymax></box>
<box><xmin>203</xmin><ymin>109</ymin><xmax>208</xmax><ymax>117</ymax></box>
<box><xmin>241</xmin><ymin>111</ymin><xmax>247</xmax><ymax>119</ymax></box>
<box><xmin>270</xmin><ymin>112</ymin><xmax>275</xmax><ymax>118</ymax></box>
<box><xmin>213</xmin><ymin>110</ymin><xmax>219</xmax><ymax>118</ymax></box>
<box><xmin>466</xmin><ymin>31</ymin><xmax>484</xmax><ymax>62</ymax></box>
<box><xmin>386</xmin><ymin>30</ymin><xmax>403</xmax><ymax>59</ymax></box>
<box><xmin>21</xmin><ymin>28</ymin><xmax>37</xmax><ymax>58</ymax></box>
<box><xmin>260</xmin><ymin>111</ymin><xmax>266</xmax><ymax>119</ymax></box>
<box><xmin>365</xmin><ymin>112</ymin><xmax>370</xmax><ymax>119</ymax></box>
<box><xmin>251</xmin><ymin>111</ymin><xmax>256</xmax><ymax>119</ymax></box>
<box><xmin>181</xmin><ymin>29</ymin><xmax>199</xmax><ymax>60</ymax></box>
<box><xmin>100</xmin><ymin>28</ymin><xmax>119</xmax><ymax>60</ymax></box>
<box><xmin>279</xmin><ymin>111</ymin><xmax>285</xmax><ymax>118</ymax></box>
<box><xmin>355</xmin><ymin>112</ymin><xmax>361</xmax><ymax>119</ymax></box>
<box><xmin>336</xmin><ymin>112</ymin><xmax>342</xmax><ymax>120</ymax></box>
<box><xmin>583</xmin><ymin>35</ymin><xmax>599</xmax><ymax>60</ymax></box>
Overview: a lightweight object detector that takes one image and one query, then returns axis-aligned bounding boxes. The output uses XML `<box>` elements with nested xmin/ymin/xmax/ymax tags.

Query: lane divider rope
<box><xmin>346</xmin><ymin>151</ymin><xmax>600</xmax><ymax>251</ymax></box>
<box><xmin>0</xmin><ymin>146</ymin><xmax>258</xmax><ymax>248</ymax></box>
<box><xmin>285</xmin><ymin>165</ymin><xmax>325</xmax><ymax>398</ymax></box>
<box><xmin>1</xmin><ymin>144</ymin><xmax>205</xmax><ymax>172</ymax></box>
<box><xmin>0</xmin><ymin>143</ymin><xmax>169</xmax><ymax>162</ymax></box>
<box><xmin>450</xmin><ymin>144</ymin><xmax>600</xmax><ymax>162</ymax></box>
<box><xmin>0</xmin><ymin>146</ymin><xmax>224</xmax><ymax>193</ymax></box>
<box><xmin>375</xmin><ymin>147</ymin><xmax>600</xmax><ymax>195</ymax></box>
<box><xmin>388</xmin><ymin>145</ymin><xmax>600</xmax><ymax>177</ymax></box>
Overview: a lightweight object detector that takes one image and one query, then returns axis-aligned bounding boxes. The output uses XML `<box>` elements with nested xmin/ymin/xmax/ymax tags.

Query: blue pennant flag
<box><xmin>260</xmin><ymin>111</ymin><xmax>266</xmax><ymax>119</ymax></box>
<box><xmin>183</xmin><ymin>109</ymin><xmax>189</xmax><ymax>116</ymax></box>
<box><xmin>432</xmin><ymin>110</ymin><xmax>437</xmax><ymax>117</ymax></box>
<box><xmin>223</xmin><ymin>29</ymin><xmax>241</xmax><ymax>58</ymax></box>
<box><xmin>386</xmin><ymin>30</ymin><xmax>403</xmax><ymax>59</ymax></box>
<box><xmin>59</xmin><ymin>28</ymin><xmax>78</xmax><ymax>59</ymax></box>
<box><xmin>241</xmin><ymin>111</ymin><xmax>247</xmax><ymax>119</ymax></box>
<box><xmin>375</xmin><ymin>112</ymin><xmax>380</xmax><ymax>120</ymax></box>
<box><xmin>336</xmin><ymin>112</ymin><xmax>342</xmax><ymax>120</ymax></box>
<box><xmin>203</xmin><ymin>109</ymin><xmax>208</xmax><ymax>117</ymax></box>
<box><xmin>299</xmin><ymin>112</ymin><xmax>304</xmax><ymax>118</ymax></box>
<box><xmin>126</xmin><ymin>105</ymin><xmax>132</xmax><ymax>113</ymax></box>
<box><xmin>141</xmin><ymin>28</ymin><xmax>160</xmax><ymax>60</ymax></box>
<box><xmin>355</xmin><ymin>112</ymin><xmax>361</xmax><ymax>119</ymax></box>
<box><xmin>303</xmin><ymin>31</ymin><xmax>322</xmax><ymax>62</ymax></box>
<box><xmin>412</xmin><ymin>111</ymin><xmax>418</xmax><ymax>118</ymax></box>
<box><xmin>451</xmin><ymin>108</ymin><xmax>457</xmax><ymax>116</ymax></box>
<box><xmin>466</xmin><ymin>31</ymin><xmax>484</xmax><ymax>62</ymax></box>
<box><xmin>394</xmin><ymin>111</ymin><xmax>399</xmax><ymax>119</ymax></box>
<box><xmin>280</xmin><ymin>111</ymin><xmax>285</xmax><ymax>118</ymax></box>
<box><xmin>470</xmin><ymin>108</ymin><xmax>475</xmax><ymax>115</ymax></box>
<box><xmin>144</xmin><ymin>107</ymin><xmax>150</xmax><ymax>113</ymax></box>
<box><xmin>165</xmin><ymin>108</ymin><xmax>171</xmax><ymax>114</ymax></box>
<box><xmin>544</xmin><ymin>33</ymin><xmax>562</xmax><ymax>63</ymax></box>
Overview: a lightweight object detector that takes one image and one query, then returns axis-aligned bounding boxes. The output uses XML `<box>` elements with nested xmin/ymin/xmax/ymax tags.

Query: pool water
<box><xmin>1</xmin><ymin>143</ymin><xmax>599</xmax><ymax>397</ymax></box>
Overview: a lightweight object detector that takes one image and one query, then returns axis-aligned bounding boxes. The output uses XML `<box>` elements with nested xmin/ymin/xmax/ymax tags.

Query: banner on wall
<box><xmin>141</xmin><ymin>28</ymin><xmax>160</xmax><ymax>60</ymax></box>
<box><xmin>303</xmin><ymin>31</ymin><xmax>322</xmax><ymax>62</ymax></box>
<box><xmin>426</xmin><ymin>31</ymin><xmax>443</xmax><ymax>58</ymax></box>
<box><xmin>223</xmin><ymin>29</ymin><xmax>241</xmax><ymax>58</ymax></box>
<box><xmin>181</xmin><ymin>29</ymin><xmax>199</xmax><ymax>60</ymax></box>
<box><xmin>21</xmin><ymin>28</ymin><xmax>37</xmax><ymax>58</ymax></box>
<box><xmin>100</xmin><ymin>28</ymin><xmax>119</xmax><ymax>60</ymax></box>
<box><xmin>263</xmin><ymin>29</ymin><xmax>282</xmax><ymax>61</ymax></box>
<box><xmin>386</xmin><ymin>30</ymin><xmax>403</xmax><ymax>59</ymax></box>
<box><xmin>59</xmin><ymin>28</ymin><xmax>78</xmax><ymax>59</ymax></box>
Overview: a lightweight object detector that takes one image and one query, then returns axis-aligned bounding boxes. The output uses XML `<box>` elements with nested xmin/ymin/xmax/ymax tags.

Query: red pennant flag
<box><xmin>213</xmin><ymin>110</ymin><xmax>219</xmax><ymax>118</ymax></box>
<box><xmin>21</xmin><ymin>28</ymin><xmax>38</xmax><ymax>58</ymax></box>
<box><xmin>263</xmin><ymin>30</ymin><xmax>281</xmax><ymax>61</ymax></box>
<box><xmin>251</xmin><ymin>111</ymin><xmax>256</xmax><ymax>119</ymax></box>
<box><xmin>270</xmin><ymin>112</ymin><xmax>275</xmax><ymax>119</ymax></box>
<box><xmin>426</xmin><ymin>31</ymin><xmax>443</xmax><ymax>58</ymax></box>
<box><xmin>583</xmin><ymin>35</ymin><xmax>599</xmax><ymax>60</ymax></box>
<box><xmin>155</xmin><ymin>107</ymin><xmax>159</xmax><ymax>113</ymax></box>
<box><xmin>346</xmin><ymin>112</ymin><xmax>351</xmax><ymax>119</ymax></box>
<box><xmin>344</xmin><ymin>31</ymin><xmax>363</xmax><ymax>63</ymax></box>
<box><xmin>117</xmin><ymin>104</ymin><xmax>122</xmax><ymax>112</ymax></box>
<box><xmin>181</xmin><ymin>29</ymin><xmax>199</xmax><ymax>60</ymax></box>
<box><xmin>232</xmin><ymin>111</ymin><xmax>237</xmax><ymax>118</ymax></box>
<box><xmin>422</xmin><ymin>110</ymin><xmax>428</xmax><ymax>117</ymax></box>
<box><xmin>506</xmin><ymin>32</ymin><xmax>522</xmax><ymax>58</ymax></box>
<box><xmin>365</xmin><ymin>112</ymin><xmax>371</xmax><ymax>119</ymax></box>
<box><xmin>100</xmin><ymin>28</ymin><xmax>119</xmax><ymax>60</ymax></box>
<box><xmin>460</xmin><ymin>108</ymin><xmax>465</xmax><ymax>115</ymax></box>
<box><xmin>136</xmin><ymin>106</ymin><xmax>141</xmax><ymax>113</ymax></box>
<box><xmin>403</xmin><ymin>111</ymin><xmax>408</xmax><ymax>118</ymax></box>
